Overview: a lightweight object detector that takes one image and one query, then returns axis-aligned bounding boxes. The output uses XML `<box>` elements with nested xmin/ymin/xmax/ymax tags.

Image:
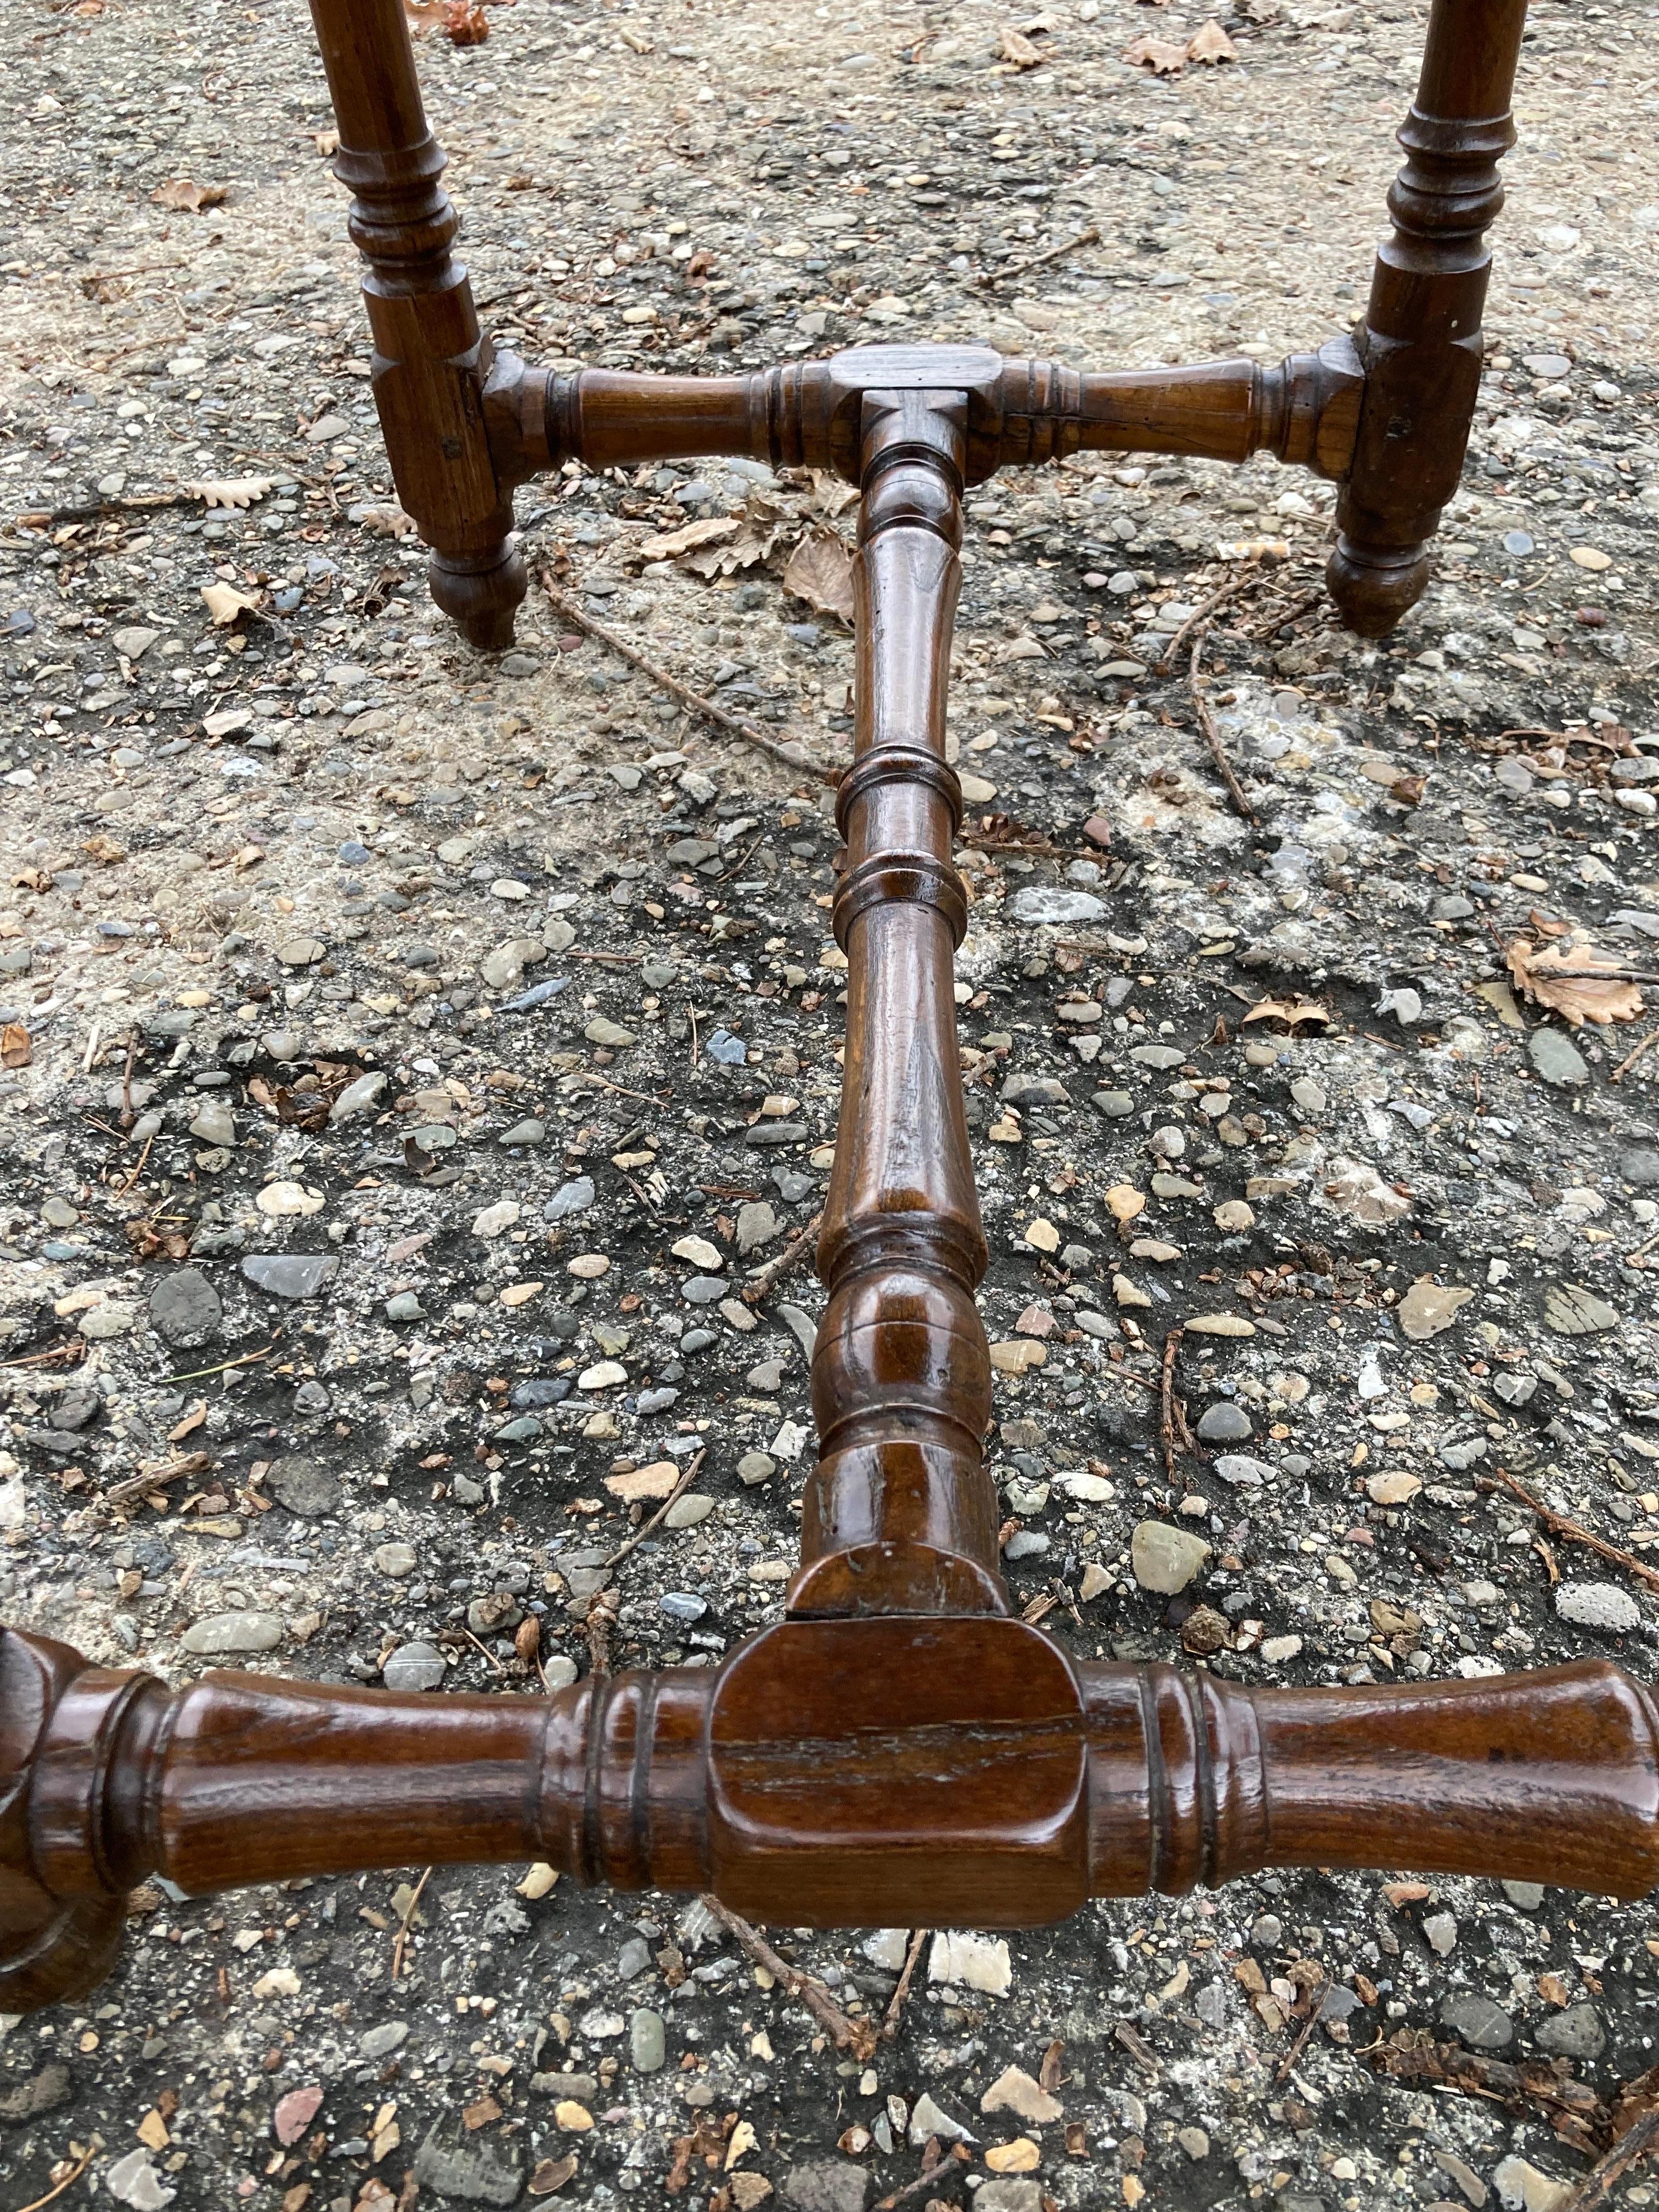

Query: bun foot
<box><xmin>1325</xmin><ymin>535</ymin><xmax>1430</xmax><ymax>638</ymax></box>
<box><xmin>430</xmin><ymin>540</ymin><xmax>528</xmax><ymax>652</ymax></box>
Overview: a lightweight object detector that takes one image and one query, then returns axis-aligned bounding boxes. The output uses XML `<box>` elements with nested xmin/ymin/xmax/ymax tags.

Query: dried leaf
<box><xmin>1506</xmin><ymin>937</ymin><xmax>1643</xmax><ymax>1029</ymax></box>
<box><xmin>529</xmin><ymin>2157</ymin><xmax>579</xmax><ymax>2198</ymax></box>
<box><xmin>403</xmin><ymin>0</ymin><xmax>444</xmax><ymax>32</ymax></box>
<box><xmin>1242</xmin><ymin>996</ymin><xmax>1331</xmax><ymax>1031</ymax></box>
<box><xmin>639</xmin><ymin>515</ymin><xmax>742</xmax><ymax>562</ymax></box>
<box><xmin>684</xmin><ymin>521</ymin><xmax>783</xmax><ymax>577</ymax></box>
<box><xmin>781</xmin><ymin>527</ymin><xmax>855</xmax><ymax>625</ymax></box>
<box><xmin>189</xmin><ymin>476</ymin><xmax>273</xmax><ymax>511</ymax></box>
<box><xmin>150</xmin><ymin>179</ymin><xmax>228</xmax><ymax>213</ymax></box>
<box><xmin>1000</xmin><ymin>24</ymin><xmax>1045</xmax><ymax>65</ymax></box>
<box><xmin>357</xmin><ymin>503</ymin><xmax>419</xmax><ymax>540</ymax></box>
<box><xmin>443</xmin><ymin>0</ymin><xmax>489</xmax><ymax>43</ymax></box>
<box><xmin>1123</xmin><ymin>32</ymin><xmax>1188</xmax><ymax>71</ymax></box>
<box><xmin>1186</xmin><ymin>19</ymin><xmax>1237</xmax><ymax>61</ymax></box>
<box><xmin>81</xmin><ymin>834</ymin><xmax>127</xmax><ymax>864</ymax></box>
<box><xmin>201</xmin><ymin>582</ymin><xmax>258</xmax><ymax>627</ymax></box>
<box><xmin>2</xmin><ymin>1023</ymin><xmax>31</xmax><ymax>1069</ymax></box>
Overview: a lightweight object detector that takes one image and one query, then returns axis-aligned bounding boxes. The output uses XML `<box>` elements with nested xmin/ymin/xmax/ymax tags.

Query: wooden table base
<box><xmin>6</xmin><ymin>0</ymin><xmax>1621</xmax><ymax>2022</ymax></box>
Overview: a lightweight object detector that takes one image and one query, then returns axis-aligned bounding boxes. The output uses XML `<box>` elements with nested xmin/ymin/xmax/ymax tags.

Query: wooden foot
<box><xmin>307</xmin><ymin>0</ymin><xmax>520</xmax><ymax>648</ymax></box>
<box><xmin>1328</xmin><ymin>0</ymin><xmax>1528</xmax><ymax>634</ymax></box>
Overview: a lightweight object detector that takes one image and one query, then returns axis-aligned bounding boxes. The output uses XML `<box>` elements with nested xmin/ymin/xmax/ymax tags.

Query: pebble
<box><xmin>189</xmin><ymin>1098</ymin><xmax>236</xmax><ymax>1148</ymax></box>
<box><xmin>269</xmin><ymin>1455</ymin><xmax>341</xmax><ymax>1517</ymax></box>
<box><xmin>927</xmin><ymin>1930</ymin><xmax>1012</xmax><ymax>1994</ymax></box>
<box><xmin>1440</xmin><ymin>1993</ymin><xmax>1514</xmax><ymax>2049</ymax></box>
<box><xmin>148</xmin><ymin>1268</ymin><xmax>223</xmax><ymax>1349</ymax></box>
<box><xmin>104</xmin><ymin>2150</ymin><xmax>176</xmax><ymax>2210</ymax></box>
<box><xmin>382</xmin><ymin>1641</ymin><xmax>447</xmax><ymax>1691</ymax></box>
<box><xmin>1535</xmin><ymin>2002</ymin><xmax>1606</xmax><ymax>2059</ymax></box>
<box><xmin>1493</xmin><ymin>2155</ymin><xmax>1574</xmax><ymax>2212</ymax></box>
<box><xmin>1132</xmin><ymin>1520</ymin><xmax>1212</xmax><ymax>1593</ymax></box>
<box><xmin>1529</xmin><ymin>1028</ymin><xmax>1589</xmax><ymax>1086</ymax></box>
<box><xmin>181</xmin><ymin>1610</ymin><xmax>284</xmax><ymax>1655</ymax></box>
<box><xmin>1555</xmin><ymin>1581</ymin><xmax>1640</xmax><ymax>1633</ymax></box>
<box><xmin>1421</xmin><ymin>1911</ymin><xmax>1458</xmax><ymax>1957</ymax></box>
<box><xmin>374</xmin><ymin>1542</ymin><xmax>418</xmax><ymax>1577</ymax></box>
<box><xmin>499</xmin><ymin>1118</ymin><xmax>547</xmax><ymax>1147</ymax></box>
<box><xmin>329</xmin><ymin>1070</ymin><xmax>386</xmax><ymax>1123</ymax></box>
<box><xmin>1503</xmin><ymin>1880</ymin><xmax>1546</xmax><ymax>1911</ymax></box>
<box><xmin>1544</xmin><ymin>1284</ymin><xmax>1619</xmax><ymax>1336</ymax></box>
<box><xmin>544</xmin><ymin>1177</ymin><xmax>596</xmax><ymax>1221</ymax></box>
<box><xmin>1195</xmin><ymin>1400</ymin><xmax>1252</xmax><ymax>1443</ymax></box>
<box><xmin>782</xmin><ymin>2161</ymin><xmax>874</xmax><ymax>2212</ymax></box>
<box><xmin>630</xmin><ymin>2007</ymin><xmax>667</xmax><ymax>2072</ymax></box>
<box><xmin>242</xmin><ymin>1253</ymin><xmax>338</xmax><ymax>1299</ymax></box>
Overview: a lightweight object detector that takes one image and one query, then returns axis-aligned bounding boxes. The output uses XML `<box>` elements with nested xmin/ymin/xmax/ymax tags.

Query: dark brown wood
<box><xmin>6</xmin><ymin>1619</ymin><xmax>1657</xmax><ymax>2012</ymax></box>
<box><xmin>2</xmin><ymin>0</ymin><xmax>1607</xmax><ymax>2019</ymax></box>
<box><xmin>307</xmin><ymin>0</ymin><xmax>525</xmax><ymax>648</ymax></box>
<box><xmin>1328</xmin><ymin>0</ymin><xmax>1529</xmax><ymax>632</ymax></box>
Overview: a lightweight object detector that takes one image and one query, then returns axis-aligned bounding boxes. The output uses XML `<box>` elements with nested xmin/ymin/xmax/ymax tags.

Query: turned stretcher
<box><xmin>10</xmin><ymin>0</ymin><xmax>1652</xmax><ymax>2021</ymax></box>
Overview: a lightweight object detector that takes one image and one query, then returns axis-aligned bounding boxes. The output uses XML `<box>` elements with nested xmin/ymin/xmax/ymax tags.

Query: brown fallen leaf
<box><xmin>1506</xmin><ymin>936</ymin><xmax>1644</xmax><ymax>1028</ymax></box>
<box><xmin>188</xmin><ymin>476</ymin><xmax>273</xmax><ymax>511</ymax></box>
<box><xmin>1123</xmin><ymin>32</ymin><xmax>1189</xmax><ymax>71</ymax></box>
<box><xmin>81</xmin><ymin>834</ymin><xmax>127</xmax><ymax>864</ymax></box>
<box><xmin>150</xmin><ymin>179</ymin><xmax>228</xmax><ymax>214</ymax></box>
<box><xmin>1000</xmin><ymin>24</ymin><xmax>1045</xmax><ymax>65</ymax></box>
<box><xmin>1242</xmin><ymin>996</ymin><xmax>1332</xmax><ymax>1031</ymax></box>
<box><xmin>1186</xmin><ymin>19</ymin><xmax>1238</xmax><ymax>61</ymax></box>
<box><xmin>1</xmin><ymin>1023</ymin><xmax>31</xmax><ymax>1070</ymax></box>
<box><xmin>781</xmin><ymin>526</ymin><xmax>856</xmax><ymax>626</ymax></box>
<box><xmin>201</xmin><ymin>582</ymin><xmax>258</xmax><ymax>627</ymax></box>
<box><xmin>444</xmin><ymin>0</ymin><xmax>489</xmax><ymax>43</ymax></box>
<box><xmin>638</xmin><ymin>515</ymin><xmax>741</xmax><ymax>562</ymax></box>
<box><xmin>529</xmin><ymin>2156</ymin><xmax>579</xmax><ymax>2197</ymax></box>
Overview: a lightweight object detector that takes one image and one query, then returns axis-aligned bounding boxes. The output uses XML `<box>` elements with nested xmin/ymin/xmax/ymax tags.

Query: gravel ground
<box><xmin>5</xmin><ymin>0</ymin><xmax>1659</xmax><ymax>2207</ymax></box>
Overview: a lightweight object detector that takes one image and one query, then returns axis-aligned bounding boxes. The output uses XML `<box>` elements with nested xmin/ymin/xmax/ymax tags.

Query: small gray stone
<box><xmin>1530</xmin><ymin>1028</ymin><xmax>1589</xmax><ymax>1087</ymax></box>
<box><xmin>1621</xmin><ymin>1149</ymin><xmax>1659</xmax><ymax>1188</ymax></box>
<box><xmin>1544</xmin><ymin>1284</ymin><xmax>1619</xmax><ymax>1336</ymax></box>
<box><xmin>1556</xmin><ymin>1581</ymin><xmax>1640</xmax><ymax>1633</ymax></box>
<box><xmin>413</xmin><ymin>2121</ymin><xmax>523</xmax><ymax>2207</ymax></box>
<box><xmin>974</xmin><ymin>2186</ymin><xmax>1044</xmax><ymax>2212</ymax></box>
<box><xmin>782</xmin><ymin>2159</ymin><xmax>872</xmax><ymax>2212</ymax></box>
<box><xmin>0</xmin><ymin>2061</ymin><xmax>73</xmax><ymax>2124</ymax></box>
<box><xmin>269</xmin><ymin>1455</ymin><xmax>341</xmax><ymax>1518</ymax></box>
<box><xmin>585</xmin><ymin>1017</ymin><xmax>636</xmax><ymax>1048</ymax></box>
<box><xmin>1502</xmin><ymin>1880</ymin><xmax>1545</xmax><ymax>1911</ymax></box>
<box><xmin>382</xmin><ymin>1641</ymin><xmax>447</xmax><ymax>1692</ymax></box>
<box><xmin>148</xmin><ymin>1268</ymin><xmax>223</xmax><ymax>1350</ymax></box>
<box><xmin>630</xmin><ymin>2007</ymin><xmax>667</xmax><ymax>2073</ymax></box>
<box><xmin>113</xmin><ymin>626</ymin><xmax>161</xmax><ymax>661</ymax></box>
<box><xmin>499</xmin><ymin>1119</ymin><xmax>546</xmax><ymax>1148</ymax></box>
<box><xmin>1131</xmin><ymin>1521</ymin><xmax>1211</xmax><ymax>1594</ymax></box>
<box><xmin>681</xmin><ymin>1275</ymin><xmax>728</xmax><ymax>1305</ymax></box>
<box><xmin>906</xmin><ymin>2092</ymin><xmax>975</xmax><ymax>2147</ymax></box>
<box><xmin>330</xmin><ymin>1070</ymin><xmax>387</xmax><ymax>1124</ymax></box>
<box><xmin>736</xmin><ymin>1200</ymin><xmax>780</xmax><ymax>1254</ymax></box>
<box><xmin>1007</xmin><ymin>887</ymin><xmax>1108</xmax><ymax>926</ymax></box>
<box><xmin>188</xmin><ymin>1098</ymin><xmax>236</xmax><ymax>1148</ymax></box>
<box><xmin>181</xmin><ymin>1610</ymin><xmax>283</xmax><ymax>1655</ymax></box>
<box><xmin>776</xmin><ymin>1303</ymin><xmax>817</xmax><ymax>1362</ymax></box>
<box><xmin>1535</xmin><ymin>2002</ymin><xmax>1605</xmax><ymax>2059</ymax></box>
<box><xmin>1196</xmin><ymin>1400</ymin><xmax>1252</xmax><ymax>1443</ymax></box>
<box><xmin>242</xmin><ymin>1253</ymin><xmax>339</xmax><ymax>1300</ymax></box>
<box><xmin>544</xmin><ymin>1176</ymin><xmax>595</xmax><ymax>1221</ymax></box>
<box><xmin>1440</xmin><ymin>1993</ymin><xmax>1514</xmax><ymax>2050</ymax></box>
<box><xmin>386</xmin><ymin>1291</ymin><xmax>425</xmax><ymax>1323</ymax></box>
<box><xmin>737</xmin><ymin>1452</ymin><xmax>776</xmax><ymax>1487</ymax></box>
<box><xmin>658</xmin><ymin>1592</ymin><xmax>708</xmax><ymax>1623</ymax></box>
<box><xmin>359</xmin><ymin>2020</ymin><xmax>409</xmax><ymax>2059</ymax></box>
<box><xmin>1094</xmin><ymin>1090</ymin><xmax>1135</xmax><ymax>1118</ymax></box>
<box><xmin>374</xmin><ymin>1543</ymin><xmax>418</xmax><ymax>1579</ymax></box>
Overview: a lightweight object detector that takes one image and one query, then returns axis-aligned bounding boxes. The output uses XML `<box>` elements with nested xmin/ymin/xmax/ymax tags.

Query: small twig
<box><xmin>390</xmin><ymin>1865</ymin><xmax>432</xmax><ymax>1980</ymax></box>
<box><xmin>1496</xmin><ymin>726</ymin><xmax>1630</xmax><ymax>752</ymax></box>
<box><xmin>742</xmin><ymin>1211</ymin><xmax>823</xmax><ymax>1306</ymax></box>
<box><xmin>1276</xmin><ymin>1978</ymin><xmax>1333</xmax><ymax>2083</ymax></box>
<box><xmin>0</xmin><ymin>1342</ymin><xmax>87</xmax><ymax>1372</ymax></box>
<box><xmin>120</xmin><ymin>1028</ymin><xmax>139</xmax><ymax>1130</ymax></box>
<box><xmin>112</xmin><ymin>1132</ymin><xmax>155</xmax><ymax>1198</ymax></box>
<box><xmin>881</xmin><ymin>1929</ymin><xmax>929</xmax><ymax>2043</ymax></box>
<box><xmin>700</xmin><ymin>1894</ymin><xmax>878</xmax><ymax>2059</ymax></box>
<box><xmin>539</xmin><ymin>571</ymin><xmax>826</xmax><ymax>777</ymax></box>
<box><xmin>1160</xmin><ymin>1326</ymin><xmax>1186</xmax><ymax>1488</ymax></box>
<box><xmin>1238</xmin><ymin>583</ymin><xmax>1325</xmax><ymax>640</ymax></box>
<box><xmin>1190</xmin><ymin>635</ymin><xmax>1258</xmax><ymax>824</ymax></box>
<box><xmin>585</xmin><ymin>1599</ymin><xmax>616</xmax><ymax>1680</ymax></box>
<box><xmin>603</xmin><ymin>1449</ymin><xmax>706</xmax><ymax>1572</ymax></box>
<box><xmin>874</xmin><ymin>2149</ymin><xmax>966</xmax><ymax>2210</ymax></box>
<box><xmin>1475</xmin><ymin>1469</ymin><xmax>1659</xmax><ymax>1593</ymax></box>
<box><xmin>1158</xmin><ymin>558</ymin><xmax>1267</xmax><ymax>671</ymax></box>
<box><xmin>15</xmin><ymin>2147</ymin><xmax>97</xmax><ymax>2212</ymax></box>
<box><xmin>1612</xmin><ymin>1030</ymin><xmax>1659</xmax><ymax>1084</ymax></box>
<box><xmin>1560</xmin><ymin>2103</ymin><xmax>1659</xmax><ymax>2212</ymax></box>
<box><xmin>165</xmin><ymin>1339</ymin><xmax>280</xmax><ymax>1386</ymax></box>
<box><xmin>976</xmin><ymin>222</ymin><xmax>1100</xmax><ymax>289</ymax></box>
<box><xmin>104</xmin><ymin>1452</ymin><xmax>213</xmax><ymax>1508</ymax></box>
<box><xmin>461</xmin><ymin>1623</ymin><xmax>508</xmax><ymax>1677</ymax></box>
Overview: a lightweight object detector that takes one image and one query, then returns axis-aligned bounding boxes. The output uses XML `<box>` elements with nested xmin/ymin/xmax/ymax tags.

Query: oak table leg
<box><xmin>1327</xmin><ymin>0</ymin><xmax>1529</xmax><ymax>634</ymax></box>
<box><xmin>307</xmin><ymin>0</ymin><xmax>526</xmax><ymax>648</ymax></box>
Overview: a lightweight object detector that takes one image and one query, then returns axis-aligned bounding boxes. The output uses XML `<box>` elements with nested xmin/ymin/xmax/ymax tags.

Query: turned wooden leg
<box><xmin>308</xmin><ymin>0</ymin><xmax>525</xmax><ymax>649</ymax></box>
<box><xmin>1327</xmin><ymin>0</ymin><xmax>1528</xmax><ymax>636</ymax></box>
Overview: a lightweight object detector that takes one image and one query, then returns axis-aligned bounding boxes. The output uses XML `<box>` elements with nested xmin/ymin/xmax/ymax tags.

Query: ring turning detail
<box><xmin>12</xmin><ymin>0</ymin><xmax>1647</xmax><ymax>2022</ymax></box>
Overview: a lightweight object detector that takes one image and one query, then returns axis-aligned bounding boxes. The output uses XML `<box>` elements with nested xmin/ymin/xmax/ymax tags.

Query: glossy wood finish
<box><xmin>307</xmin><ymin>0</ymin><xmax>525</xmax><ymax>648</ymax></box>
<box><xmin>1328</xmin><ymin>0</ymin><xmax>1528</xmax><ymax>632</ymax></box>
<box><xmin>7</xmin><ymin>1620</ymin><xmax>1657</xmax><ymax>2011</ymax></box>
<box><xmin>0</xmin><ymin>0</ymin><xmax>1585</xmax><ymax>2017</ymax></box>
